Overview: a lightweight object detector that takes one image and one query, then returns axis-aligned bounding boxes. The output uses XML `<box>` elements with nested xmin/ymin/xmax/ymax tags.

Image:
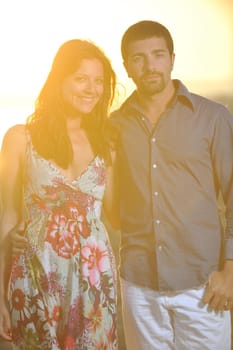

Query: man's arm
<box><xmin>202</xmin><ymin>105</ymin><xmax>233</xmax><ymax>311</ymax></box>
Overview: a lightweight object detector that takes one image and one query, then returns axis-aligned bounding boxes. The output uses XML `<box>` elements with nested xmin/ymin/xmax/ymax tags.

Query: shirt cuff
<box><xmin>224</xmin><ymin>237</ymin><xmax>233</xmax><ymax>260</ymax></box>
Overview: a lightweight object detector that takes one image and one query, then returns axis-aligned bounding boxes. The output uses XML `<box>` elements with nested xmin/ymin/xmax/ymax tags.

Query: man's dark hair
<box><xmin>121</xmin><ymin>20</ymin><xmax>174</xmax><ymax>61</ymax></box>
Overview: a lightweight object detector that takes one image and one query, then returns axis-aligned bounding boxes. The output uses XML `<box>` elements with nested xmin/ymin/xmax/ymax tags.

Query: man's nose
<box><xmin>144</xmin><ymin>56</ymin><xmax>156</xmax><ymax>72</ymax></box>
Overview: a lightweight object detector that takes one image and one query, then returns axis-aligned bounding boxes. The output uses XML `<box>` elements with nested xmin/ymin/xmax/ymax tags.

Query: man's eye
<box><xmin>131</xmin><ymin>56</ymin><xmax>143</xmax><ymax>63</ymax></box>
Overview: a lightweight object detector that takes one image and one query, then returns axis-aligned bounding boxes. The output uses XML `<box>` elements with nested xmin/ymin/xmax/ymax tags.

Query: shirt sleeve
<box><xmin>107</xmin><ymin>112</ymin><xmax>121</xmax><ymax>149</ymax></box>
<box><xmin>211</xmin><ymin>105</ymin><xmax>233</xmax><ymax>260</ymax></box>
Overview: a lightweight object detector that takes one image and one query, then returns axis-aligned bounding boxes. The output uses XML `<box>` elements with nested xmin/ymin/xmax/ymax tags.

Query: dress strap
<box><xmin>24</xmin><ymin>125</ymin><xmax>31</xmax><ymax>144</ymax></box>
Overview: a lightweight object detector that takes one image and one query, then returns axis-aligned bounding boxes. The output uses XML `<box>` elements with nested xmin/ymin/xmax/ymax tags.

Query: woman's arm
<box><xmin>0</xmin><ymin>124</ymin><xmax>26</xmax><ymax>340</ymax></box>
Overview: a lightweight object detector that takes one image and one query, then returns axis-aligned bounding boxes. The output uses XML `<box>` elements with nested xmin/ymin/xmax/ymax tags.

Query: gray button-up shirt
<box><xmin>110</xmin><ymin>80</ymin><xmax>233</xmax><ymax>291</ymax></box>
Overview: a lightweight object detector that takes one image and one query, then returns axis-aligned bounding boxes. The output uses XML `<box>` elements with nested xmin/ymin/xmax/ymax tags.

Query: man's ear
<box><xmin>171</xmin><ymin>53</ymin><xmax>175</xmax><ymax>71</ymax></box>
<box><xmin>123</xmin><ymin>60</ymin><xmax>131</xmax><ymax>78</ymax></box>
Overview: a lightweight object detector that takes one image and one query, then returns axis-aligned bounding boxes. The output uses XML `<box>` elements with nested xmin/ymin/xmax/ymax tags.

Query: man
<box><xmin>110</xmin><ymin>20</ymin><xmax>233</xmax><ymax>350</ymax></box>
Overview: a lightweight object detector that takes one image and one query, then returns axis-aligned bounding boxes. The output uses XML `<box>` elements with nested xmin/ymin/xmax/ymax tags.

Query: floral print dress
<box><xmin>9</xmin><ymin>142</ymin><xmax>118</xmax><ymax>350</ymax></box>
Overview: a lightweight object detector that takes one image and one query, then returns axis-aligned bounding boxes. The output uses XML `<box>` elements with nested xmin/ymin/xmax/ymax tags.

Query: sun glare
<box><xmin>0</xmin><ymin>0</ymin><xmax>232</xmax><ymax>146</ymax></box>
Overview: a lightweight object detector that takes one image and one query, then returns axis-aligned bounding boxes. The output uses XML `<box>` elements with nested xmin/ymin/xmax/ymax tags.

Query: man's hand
<box><xmin>202</xmin><ymin>261</ymin><xmax>233</xmax><ymax>311</ymax></box>
<box><xmin>10</xmin><ymin>221</ymin><xmax>28</xmax><ymax>256</ymax></box>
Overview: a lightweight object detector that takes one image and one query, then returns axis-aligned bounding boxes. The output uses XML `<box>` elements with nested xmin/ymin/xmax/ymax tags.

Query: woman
<box><xmin>0</xmin><ymin>39</ymin><xmax>118</xmax><ymax>349</ymax></box>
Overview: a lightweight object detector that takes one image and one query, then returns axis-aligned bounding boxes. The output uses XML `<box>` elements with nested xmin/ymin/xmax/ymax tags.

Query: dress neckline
<box><xmin>28</xmin><ymin>142</ymin><xmax>99</xmax><ymax>185</ymax></box>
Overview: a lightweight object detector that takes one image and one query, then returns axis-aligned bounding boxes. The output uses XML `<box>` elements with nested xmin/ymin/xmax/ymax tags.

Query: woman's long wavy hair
<box><xmin>27</xmin><ymin>39</ymin><xmax>116</xmax><ymax>168</ymax></box>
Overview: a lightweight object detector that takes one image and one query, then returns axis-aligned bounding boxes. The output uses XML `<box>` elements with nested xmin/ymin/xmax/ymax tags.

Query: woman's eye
<box><xmin>74</xmin><ymin>76</ymin><xmax>87</xmax><ymax>82</ymax></box>
<box><xmin>96</xmin><ymin>78</ymin><xmax>104</xmax><ymax>85</ymax></box>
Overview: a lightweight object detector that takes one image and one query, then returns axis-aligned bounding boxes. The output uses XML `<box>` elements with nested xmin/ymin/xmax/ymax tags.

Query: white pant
<box><xmin>120</xmin><ymin>278</ymin><xmax>231</xmax><ymax>350</ymax></box>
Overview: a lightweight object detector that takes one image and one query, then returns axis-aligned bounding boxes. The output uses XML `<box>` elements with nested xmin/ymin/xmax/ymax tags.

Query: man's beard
<box><xmin>137</xmin><ymin>73</ymin><xmax>166</xmax><ymax>96</ymax></box>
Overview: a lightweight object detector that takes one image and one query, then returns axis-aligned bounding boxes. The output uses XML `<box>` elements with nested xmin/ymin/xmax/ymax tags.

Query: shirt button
<box><xmin>154</xmin><ymin>191</ymin><xmax>158</xmax><ymax>196</ymax></box>
<box><xmin>151</xmin><ymin>137</ymin><xmax>156</xmax><ymax>142</ymax></box>
<box><xmin>156</xmin><ymin>219</ymin><xmax>160</xmax><ymax>224</ymax></box>
<box><xmin>158</xmin><ymin>245</ymin><xmax>163</xmax><ymax>251</ymax></box>
<box><xmin>153</xmin><ymin>164</ymin><xmax>157</xmax><ymax>168</ymax></box>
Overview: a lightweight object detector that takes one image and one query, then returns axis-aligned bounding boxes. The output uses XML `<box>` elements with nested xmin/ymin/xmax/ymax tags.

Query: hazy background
<box><xmin>0</xmin><ymin>1</ymin><xmax>232</xmax><ymax>349</ymax></box>
<box><xmin>0</xmin><ymin>0</ymin><xmax>233</xmax><ymax>145</ymax></box>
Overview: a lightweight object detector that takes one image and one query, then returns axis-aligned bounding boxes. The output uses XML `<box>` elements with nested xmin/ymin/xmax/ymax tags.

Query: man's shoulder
<box><xmin>109</xmin><ymin>102</ymin><xmax>131</xmax><ymax>132</ymax></box>
<box><xmin>111</xmin><ymin>99</ymin><xmax>131</xmax><ymax>119</ymax></box>
<box><xmin>191</xmin><ymin>92</ymin><xmax>221</xmax><ymax>106</ymax></box>
<box><xmin>189</xmin><ymin>91</ymin><xmax>233</xmax><ymax>117</ymax></box>
<box><xmin>111</xmin><ymin>91</ymin><xmax>138</xmax><ymax>118</ymax></box>
<box><xmin>176</xmin><ymin>80</ymin><xmax>232</xmax><ymax>116</ymax></box>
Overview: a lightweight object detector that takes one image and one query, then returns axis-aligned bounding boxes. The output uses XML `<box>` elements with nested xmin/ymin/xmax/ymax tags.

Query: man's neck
<box><xmin>137</xmin><ymin>80</ymin><xmax>176</xmax><ymax>125</ymax></box>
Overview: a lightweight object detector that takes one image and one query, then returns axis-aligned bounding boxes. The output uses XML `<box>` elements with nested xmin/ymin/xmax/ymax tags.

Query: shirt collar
<box><xmin>122</xmin><ymin>79</ymin><xmax>195</xmax><ymax>115</ymax></box>
<box><xmin>174</xmin><ymin>79</ymin><xmax>195</xmax><ymax>110</ymax></box>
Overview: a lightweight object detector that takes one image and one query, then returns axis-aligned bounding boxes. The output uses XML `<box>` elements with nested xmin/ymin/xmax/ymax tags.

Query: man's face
<box><xmin>124</xmin><ymin>36</ymin><xmax>175</xmax><ymax>96</ymax></box>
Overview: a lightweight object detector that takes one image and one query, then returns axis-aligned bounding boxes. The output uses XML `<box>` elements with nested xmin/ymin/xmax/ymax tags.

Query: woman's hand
<box><xmin>11</xmin><ymin>221</ymin><xmax>28</xmax><ymax>256</ymax></box>
<box><xmin>0</xmin><ymin>301</ymin><xmax>12</xmax><ymax>341</ymax></box>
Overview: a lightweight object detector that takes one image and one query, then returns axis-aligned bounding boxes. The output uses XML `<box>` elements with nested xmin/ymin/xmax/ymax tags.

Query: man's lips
<box><xmin>142</xmin><ymin>74</ymin><xmax>161</xmax><ymax>81</ymax></box>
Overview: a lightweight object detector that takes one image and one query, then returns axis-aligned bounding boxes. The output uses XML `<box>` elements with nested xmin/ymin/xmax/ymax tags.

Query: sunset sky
<box><xmin>0</xmin><ymin>0</ymin><xmax>232</xmax><ymax>144</ymax></box>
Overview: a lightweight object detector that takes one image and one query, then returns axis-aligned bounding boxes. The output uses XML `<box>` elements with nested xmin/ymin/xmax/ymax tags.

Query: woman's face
<box><xmin>61</xmin><ymin>58</ymin><xmax>104</xmax><ymax>116</ymax></box>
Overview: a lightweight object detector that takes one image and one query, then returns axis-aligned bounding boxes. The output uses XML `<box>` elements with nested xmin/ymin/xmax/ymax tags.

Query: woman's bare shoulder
<box><xmin>1</xmin><ymin>124</ymin><xmax>27</xmax><ymax>152</ymax></box>
<box><xmin>3</xmin><ymin>124</ymin><xmax>26</xmax><ymax>141</ymax></box>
